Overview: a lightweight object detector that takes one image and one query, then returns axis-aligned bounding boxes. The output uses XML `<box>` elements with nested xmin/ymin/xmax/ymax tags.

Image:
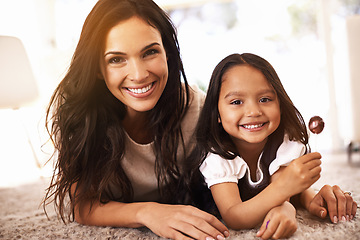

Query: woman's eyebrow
<box><xmin>104</xmin><ymin>42</ymin><xmax>160</xmax><ymax>57</ymax></box>
<box><xmin>141</xmin><ymin>42</ymin><xmax>160</xmax><ymax>52</ymax></box>
<box><xmin>104</xmin><ymin>51</ymin><xmax>125</xmax><ymax>57</ymax></box>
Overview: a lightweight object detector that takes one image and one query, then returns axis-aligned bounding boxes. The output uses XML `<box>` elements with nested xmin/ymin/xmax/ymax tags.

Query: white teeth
<box><xmin>128</xmin><ymin>83</ymin><xmax>152</xmax><ymax>94</ymax></box>
<box><xmin>243</xmin><ymin>124</ymin><xmax>263</xmax><ymax>129</ymax></box>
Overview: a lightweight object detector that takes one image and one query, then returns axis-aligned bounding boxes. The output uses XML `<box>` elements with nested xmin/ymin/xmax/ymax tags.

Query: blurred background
<box><xmin>0</xmin><ymin>0</ymin><xmax>359</xmax><ymax>187</ymax></box>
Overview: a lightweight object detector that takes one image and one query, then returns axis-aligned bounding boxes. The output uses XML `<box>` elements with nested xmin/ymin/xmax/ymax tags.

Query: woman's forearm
<box><xmin>299</xmin><ymin>188</ymin><xmax>317</xmax><ymax>211</ymax></box>
<box><xmin>75</xmin><ymin>199</ymin><xmax>153</xmax><ymax>228</ymax></box>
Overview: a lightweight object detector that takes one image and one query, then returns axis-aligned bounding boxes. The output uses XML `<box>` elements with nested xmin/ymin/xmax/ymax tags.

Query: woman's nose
<box><xmin>127</xmin><ymin>59</ymin><xmax>149</xmax><ymax>81</ymax></box>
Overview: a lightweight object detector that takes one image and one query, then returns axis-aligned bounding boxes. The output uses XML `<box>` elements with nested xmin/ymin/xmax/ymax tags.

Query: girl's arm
<box><xmin>72</xmin><ymin>185</ymin><xmax>229</xmax><ymax>240</ymax></box>
<box><xmin>256</xmin><ymin>201</ymin><xmax>297</xmax><ymax>240</ymax></box>
<box><xmin>210</xmin><ymin>181</ymin><xmax>289</xmax><ymax>229</ymax></box>
<box><xmin>210</xmin><ymin>152</ymin><xmax>321</xmax><ymax>230</ymax></box>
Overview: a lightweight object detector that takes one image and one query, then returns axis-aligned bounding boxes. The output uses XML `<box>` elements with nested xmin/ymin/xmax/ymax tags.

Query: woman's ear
<box><xmin>97</xmin><ymin>72</ymin><xmax>104</xmax><ymax>80</ymax></box>
<box><xmin>218</xmin><ymin>115</ymin><xmax>221</xmax><ymax>123</ymax></box>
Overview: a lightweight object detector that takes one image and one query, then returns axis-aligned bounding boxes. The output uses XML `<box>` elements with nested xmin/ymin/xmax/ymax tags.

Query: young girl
<box><xmin>42</xmin><ymin>0</ymin><xmax>229</xmax><ymax>239</ymax></box>
<box><xmin>187</xmin><ymin>53</ymin><xmax>357</xmax><ymax>239</ymax></box>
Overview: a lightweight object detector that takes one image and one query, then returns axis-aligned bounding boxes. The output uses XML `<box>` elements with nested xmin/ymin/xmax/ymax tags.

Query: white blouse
<box><xmin>200</xmin><ymin>135</ymin><xmax>306</xmax><ymax>188</ymax></box>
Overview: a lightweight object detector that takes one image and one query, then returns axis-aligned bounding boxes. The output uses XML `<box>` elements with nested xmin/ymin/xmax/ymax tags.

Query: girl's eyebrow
<box><xmin>224</xmin><ymin>89</ymin><xmax>276</xmax><ymax>99</ymax></box>
<box><xmin>224</xmin><ymin>91</ymin><xmax>244</xmax><ymax>99</ymax></box>
<box><xmin>104</xmin><ymin>42</ymin><xmax>160</xmax><ymax>57</ymax></box>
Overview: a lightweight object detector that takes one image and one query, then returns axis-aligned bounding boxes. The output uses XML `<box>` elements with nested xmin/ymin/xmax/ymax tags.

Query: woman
<box><xmin>43</xmin><ymin>0</ymin><xmax>229</xmax><ymax>239</ymax></box>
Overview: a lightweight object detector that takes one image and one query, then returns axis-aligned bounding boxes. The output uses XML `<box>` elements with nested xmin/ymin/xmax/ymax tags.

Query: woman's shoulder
<box><xmin>186</xmin><ymin>83</ymin><xmax>206</xmax><ymax>108</ymax></box>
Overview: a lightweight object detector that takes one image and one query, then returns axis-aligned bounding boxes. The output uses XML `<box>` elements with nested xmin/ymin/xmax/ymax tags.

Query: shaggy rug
<box><xmin>1</xmin><ymin>152</ymin><xmax>359</xmax><ymax>240</ymax></box>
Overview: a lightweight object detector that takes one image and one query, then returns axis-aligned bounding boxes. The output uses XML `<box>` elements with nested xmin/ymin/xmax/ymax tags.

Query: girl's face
<box><xmin>218</xmin><ymin>65</ymin><xmax>281</xmax><ymax>151</ymax></box>
<box><xmin>100</xmin><ymin>16</ymin><xmax>168</xmax><ymax>117</ymax></box>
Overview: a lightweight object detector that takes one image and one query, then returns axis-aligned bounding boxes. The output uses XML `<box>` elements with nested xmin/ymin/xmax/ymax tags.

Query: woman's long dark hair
<box><xmin>184</xmin><ymin>53</ymin><xmax>309</xmax><ymax>211</ymax></box>
<box><xmin>43</xmin><ymin>0</ymin><xmax>190</xmax><ymax>222</ymax></box>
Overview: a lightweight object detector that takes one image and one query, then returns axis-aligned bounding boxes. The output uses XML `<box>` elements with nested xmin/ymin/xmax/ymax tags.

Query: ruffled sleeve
<box><xmin>268</xmin><ymin>135</ymin><xmax>307</xmax><ymax>176</ymax></box>
<box><xmin>199</xmin><ymin>153</ymin><xmax>248</xmax><ymax>188</ymax></box>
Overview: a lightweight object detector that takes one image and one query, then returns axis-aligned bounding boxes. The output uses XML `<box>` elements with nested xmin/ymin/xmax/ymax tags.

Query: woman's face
<box><xmin>217</xmin><ymin>65</ymin><xmax>281</xmax><ymax>151</ymax></box>
<box><xmin>100</xmin><ymin>16</ymin><xmax>168</xmax><ymax>117</ymax></box>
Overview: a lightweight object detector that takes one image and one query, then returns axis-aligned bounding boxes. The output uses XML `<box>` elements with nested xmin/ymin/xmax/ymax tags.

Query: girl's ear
<box><xmin>218</xmin><ymin>115</ymin><xmax>221</xmax><ymax>123</ymax></box>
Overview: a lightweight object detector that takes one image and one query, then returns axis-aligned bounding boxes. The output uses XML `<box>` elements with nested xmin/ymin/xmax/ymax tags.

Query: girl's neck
<box><xmin>234</xmin><ymin>139</ymin><xmax>268</xmax><ymax>180</ymax></box>
<box><xmin>122</xmin><ymin>110</ymin><xmax>153</xmax><ymax>144</ymax></box>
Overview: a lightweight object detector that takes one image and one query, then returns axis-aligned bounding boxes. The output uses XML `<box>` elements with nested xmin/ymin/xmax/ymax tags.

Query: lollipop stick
<box><xmin>313</xmin><ymin>134</ymin><xmax>318</xmax><ymax>152</ymax></box>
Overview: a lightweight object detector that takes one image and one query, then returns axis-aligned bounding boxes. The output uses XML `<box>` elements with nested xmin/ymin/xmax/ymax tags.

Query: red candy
<box><xmin>308</xmin><ymin>116</ymin><xmax>324</xmax><ymax>134</ymax></box>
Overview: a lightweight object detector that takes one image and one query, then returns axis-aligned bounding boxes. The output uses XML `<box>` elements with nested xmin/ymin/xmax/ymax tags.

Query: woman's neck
<box><xmin>122</xmin><ymin>110</ymin><xmax>153</xmax><ymax>144</ymax></box>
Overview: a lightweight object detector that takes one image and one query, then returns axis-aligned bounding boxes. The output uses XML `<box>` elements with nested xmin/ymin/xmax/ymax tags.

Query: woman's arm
<box><xmin>210</xmin><ymin>152</ymin><xmax>321</xmax><ymax>230</ymax></box>
<box><xmin>73</xmin><ymin>191</ymin><xmax>229</xmax><ymax>240</ymax></box>
<box><xmin>300</xmin><ymin>185</ymin><xmax>357</xmax><ymax>223</ymax></box>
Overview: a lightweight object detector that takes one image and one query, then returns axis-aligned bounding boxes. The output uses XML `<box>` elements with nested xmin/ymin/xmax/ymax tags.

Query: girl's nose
<box><xmin>127</xmin><ymin>59</ymin><xmax>149</xmax><ymax>81</ymax></box>
<box><xmin>245</xmin><ymin>102</ymin><xmax>262</xmax><ymax>117</ymax></box>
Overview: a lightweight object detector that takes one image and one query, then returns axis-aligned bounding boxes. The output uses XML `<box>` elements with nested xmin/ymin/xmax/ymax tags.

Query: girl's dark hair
<box><xmin>183</xmin><ymin>53</ymin><xmax>309</xmax><ymax>211</ymax></box>
<box><xmin>198</xmin><ymin>53</ymin><xmax>308</xmax><ymax>159</ymax></box>
<box><xmin>43</xmin><ymin>0</ymin><xmax>190</xmax><ymax>222</ymax></box>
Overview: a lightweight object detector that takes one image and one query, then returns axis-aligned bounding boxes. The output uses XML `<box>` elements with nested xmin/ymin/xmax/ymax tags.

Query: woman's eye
<box><xmin>230</xmin><ymin>100</ymin><xmax>242</xmax><ymax>105</ymax></box>
<box><xmin>108</xmin><ymin>57</ymin><xmax>124</xmax><ymax>64</ymax></box>
<box><xmin>143</xmin><ymin>49</ymin><xmax>159</xmax><ymax>58</ymax></box>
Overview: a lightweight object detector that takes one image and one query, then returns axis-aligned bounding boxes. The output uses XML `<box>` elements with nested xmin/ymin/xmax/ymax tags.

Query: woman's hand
<box><xmin>138</xmin><ymin>203</ymin><xmax>229</xmax><ymax>240</ymax></box>
<box><xmin>307</xmin><ymin>185</ymin><xmax>357</xmax><ymax>223</ymax></box>
<box><xmin>256</xmin><ymin>201</ymin><xmax>297</xmax><ymax>240</ymax></box>
<box><xmin>274</xmin><ymin>152</ymin><xmax>322</xmax><ymax>197</ymax></box>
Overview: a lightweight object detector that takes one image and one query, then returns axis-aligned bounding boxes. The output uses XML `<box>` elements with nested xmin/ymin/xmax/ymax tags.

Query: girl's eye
<box><xmin>143</xmin><ymin>49</ymin><xmax>159</xmax><ymax>58</ymax></box>
<box><xmin>108</xmin><ymin>57</ymin><xmax>125</xmax><ymax>64</ymax></box>
<box><xmin>230</xmin><ymin>100</ymin><xmax>242</xmax><ymax>105</ymax></box>
<box><xmin>260</xmin><ymin>97</ymin><xmax>271</xmax><ymax>103</ymax></box>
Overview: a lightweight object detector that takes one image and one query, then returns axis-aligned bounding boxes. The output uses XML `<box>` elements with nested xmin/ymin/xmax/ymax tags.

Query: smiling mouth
<box><xmin>126</xmin><ymin>83</ymin><xmax>154</xmax><ymax>94</ymax></box>
<box><xmin>241</xmin><ymin>123</ymin><xmax>266</xmax><ymax>129</ymax></box>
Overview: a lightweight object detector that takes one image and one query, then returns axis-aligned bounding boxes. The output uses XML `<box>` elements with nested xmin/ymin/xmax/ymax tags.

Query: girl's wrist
<box><xmin>271</xmin><ymin>179</ymin><xmax>294</xmax><ymax>201</ymax></box>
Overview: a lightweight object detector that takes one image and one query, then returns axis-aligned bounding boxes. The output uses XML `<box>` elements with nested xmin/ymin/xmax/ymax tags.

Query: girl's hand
<box><xmin>307</xmin><ymin>185</ymin><xmax>358</xmax><ymax>223</ymax></box>
<box><xmin>138</xmin><ymin>203</ymin><xmax>229</xmax><ymax>240</ymax></box>
<box><xmin>256</xmin><ymin>201</ymin><xmax>297</xmax><ymax>240</ymax></box>
<box><xmin>274</xmin><ymin>152</ymin><xmax>322</xmax><ymax>196</ymax></box>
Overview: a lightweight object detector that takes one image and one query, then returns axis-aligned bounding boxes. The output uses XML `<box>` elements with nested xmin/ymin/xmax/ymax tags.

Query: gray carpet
<box><xmin>1</xmin><ymin>152</ymin><xmax>359</xmax><ymax>239</ymax></box>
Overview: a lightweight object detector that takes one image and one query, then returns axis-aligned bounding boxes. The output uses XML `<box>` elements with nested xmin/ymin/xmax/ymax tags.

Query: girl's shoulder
<box><xmin>268</xmin><ymin>135</ymin><xmax>307</xmax><ymax>175</ymax></box>
<box><xmin>200</xmin><ymin>152</ymin><xmax>248</xmax><ymax>188</ymax></box>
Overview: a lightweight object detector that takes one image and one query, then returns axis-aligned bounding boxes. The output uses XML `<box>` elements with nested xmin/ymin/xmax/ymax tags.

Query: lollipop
<box><xmin>308</xmin><ymin>116</ymin><xmax>325</xmax><ymax>134</ymax></box>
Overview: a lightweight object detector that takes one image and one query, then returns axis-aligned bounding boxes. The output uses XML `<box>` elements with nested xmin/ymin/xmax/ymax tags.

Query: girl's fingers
<box><xmin>305</xmin><ymin>159</ymin><xmax>322</xmax><ymax>170</ymax></box>
<box><xmin>299</xmin><ymin>152</ymin><xmax>322</xmax><ymax>164</ymax></box>
<box><xmin>256</xmin><ymin>219</ymin><xmax>269</xmax><ymax>238</ymax></box>
<box><xmin>258</xmin><ymin>219</ymin><xmax>279</xmax><ymax>240</ymax></box>
<box><xmin>271</xmin><ymin>221</ymin><xmax>286</xmax><ymax>239</ymax></box>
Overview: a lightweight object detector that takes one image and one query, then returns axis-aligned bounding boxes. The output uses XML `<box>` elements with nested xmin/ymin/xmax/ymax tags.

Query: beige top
<box><xmin>120</xmin><ymin>84</ymin><xmax>205</xmax><ymax>202</ymax></box>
